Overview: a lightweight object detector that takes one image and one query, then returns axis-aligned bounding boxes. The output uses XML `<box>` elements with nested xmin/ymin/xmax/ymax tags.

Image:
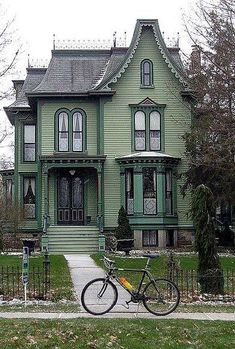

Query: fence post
<box><xmin>43</xmin><ymin>250</ymin><xmax>50</xmax><ymax>300</ymax></box>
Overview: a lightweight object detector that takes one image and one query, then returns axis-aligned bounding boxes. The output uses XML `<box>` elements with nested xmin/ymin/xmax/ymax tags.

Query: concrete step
<box><xmin>47</xmin><ymin>225</ymin><xmax>99</xmax><ymax>254</ymax></box>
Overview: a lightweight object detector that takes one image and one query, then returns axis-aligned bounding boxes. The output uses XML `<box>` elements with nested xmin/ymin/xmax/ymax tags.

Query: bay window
<box><xmin>143</xmin><ymin>168</ymin><xmax>157</xmax><ymax>215</ymax></box>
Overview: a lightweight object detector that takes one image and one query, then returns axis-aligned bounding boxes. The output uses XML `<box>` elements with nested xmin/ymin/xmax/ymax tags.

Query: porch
<box><xmin>40</xmin><ymin>155</ymin><xmax>106</xmax><ymax>253</ymax></box>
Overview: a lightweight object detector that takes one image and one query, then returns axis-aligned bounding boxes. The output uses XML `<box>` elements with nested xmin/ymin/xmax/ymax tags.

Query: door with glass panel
<box><xmin>57</xmin><ymin>172</ymin><xmax>84</xmax><ymax>225</ymax></box>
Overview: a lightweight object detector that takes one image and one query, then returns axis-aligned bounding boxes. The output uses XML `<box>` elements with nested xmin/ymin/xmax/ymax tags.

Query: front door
<box><xmin>57</xmin><ymin>172</ymin><xmax>84</xmax><ymax>225</ymax></box>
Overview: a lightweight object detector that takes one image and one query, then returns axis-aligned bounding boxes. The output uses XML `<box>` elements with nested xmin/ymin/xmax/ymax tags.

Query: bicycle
<box><xmin>81</xmin><ymin>253</ymin><xmax>180</xmax><ymax>316</ymax></box>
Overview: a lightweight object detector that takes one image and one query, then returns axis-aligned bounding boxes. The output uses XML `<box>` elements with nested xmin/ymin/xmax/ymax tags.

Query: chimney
<box><xmin>12</xmin><ymin>80</ymin><xmax>24</xmax><ymax>98</ymax></box>
<box><xmin>191</xmin><ymin>45</ymin><xmax>201</xmax><ymax>71</ymax></box>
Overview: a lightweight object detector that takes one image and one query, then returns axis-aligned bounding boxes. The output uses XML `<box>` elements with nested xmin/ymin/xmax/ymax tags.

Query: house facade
<box><xmin>2</xmin><ymin>19</ymin><xmax>194</xmax><ymax>253</ymax></box>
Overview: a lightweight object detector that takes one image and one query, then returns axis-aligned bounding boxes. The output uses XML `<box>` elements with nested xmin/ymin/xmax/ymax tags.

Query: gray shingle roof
<box><xmin>33</xmin><ymin>50</ymin><xmax>111</xmax><ymax>93</ymax></box>
<box><xmin>8</xmin><ymin>68</ymin><xmax>46</xmax><ymax>108</ymax></box>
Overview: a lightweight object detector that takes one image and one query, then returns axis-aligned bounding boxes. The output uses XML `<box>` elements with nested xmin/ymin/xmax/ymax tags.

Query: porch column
<box><xmin>120</xmin><ymin>166</ymin><xmax>125</xmax><ymax>208</ymax></box>
<box><xmin>42</xmin><ymin>165</ymin><xmax>49</xmax><ymax>234</ymax></box>
<box><xmin>97</xmin><ymin>163</ymin><xmax>104</xmax><ymax>232</ymax></box>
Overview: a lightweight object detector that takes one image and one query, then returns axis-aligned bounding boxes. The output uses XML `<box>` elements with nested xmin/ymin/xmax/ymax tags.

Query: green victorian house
<box><xmin>2</xmin><ymin>19</ymin><xmax>194</xmax><ymax>253</ymax></box>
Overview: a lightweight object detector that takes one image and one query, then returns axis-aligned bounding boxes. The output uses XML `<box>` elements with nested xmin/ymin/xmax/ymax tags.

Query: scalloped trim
<box><xmin>103</xmin><ymin>23</ymin><xmax>187</xmax><ymax>89</ymax></box>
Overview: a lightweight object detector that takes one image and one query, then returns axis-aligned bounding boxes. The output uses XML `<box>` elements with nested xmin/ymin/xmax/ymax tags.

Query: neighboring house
<box><xmin>1</xmin><ymin>19</ymin><xmax>194</xmax><ymax>253</ymax></box>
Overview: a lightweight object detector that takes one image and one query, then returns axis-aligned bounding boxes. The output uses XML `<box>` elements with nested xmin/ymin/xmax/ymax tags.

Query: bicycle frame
<box><xmin>104</xmin><ymin>258</ymin><xmax>155</xmax><ymax>301</ymax></box>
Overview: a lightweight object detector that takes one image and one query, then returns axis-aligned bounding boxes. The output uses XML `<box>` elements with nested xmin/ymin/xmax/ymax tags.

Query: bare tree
<box><xmin>182</xmin><ymin>0</ymin><xmax>235</xmax><ymax>205</ymax></box>
<box><xmin>0</xmin><ymin>1</ymin><xmax>20</xmax><ymax>169</ymax></box>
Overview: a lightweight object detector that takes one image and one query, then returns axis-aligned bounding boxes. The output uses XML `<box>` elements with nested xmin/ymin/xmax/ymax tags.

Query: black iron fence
<box><xmin>0</xmin><ymin>254</ymin><xmax>50</xmax><ymax>300</ymax></box>
<box><xmin>167</xmin><ymin>268</ymin><xmax>235</xmax><ymax>302</ymax></box>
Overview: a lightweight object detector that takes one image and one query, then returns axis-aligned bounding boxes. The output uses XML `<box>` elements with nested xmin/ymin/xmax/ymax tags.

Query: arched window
<box><xmin>72</xmin><ymin>111</ymin><xmax>83</xmax><ymax>151</ymax></box>
<box><xmin>58</xmin><ymin>111</ymin><xmax>69</xmax><ymax>151</ymax></box>
<box><xmin>141</xmin><ymin>59</ymin><xmax>153</xmax><ymax>87</ymax></box>
<box><xmin>134</xmin><ymin>111</ymin><xmax>146</xmax><ymax>150</ymax></box>
<box><xmin>149</xmin><ymin>111</ymin><xmax>160</xmax><ymax>150</ymax></box>
<box><xmin>56</xmin><ymin>109</ymin><xmax>85</xmax><ymax>152</ymax></box>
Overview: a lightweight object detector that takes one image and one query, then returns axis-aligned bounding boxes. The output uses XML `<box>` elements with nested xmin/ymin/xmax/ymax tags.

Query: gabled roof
<box><xmin>95</xmin><ymin>19</ymin><xmax>188</xmax><ymax>90</ymax></box>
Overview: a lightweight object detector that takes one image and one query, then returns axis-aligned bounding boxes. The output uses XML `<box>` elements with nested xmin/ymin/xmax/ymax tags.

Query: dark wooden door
<box><xmin>57</xmin><ymin>173</ymin><xmax>84</xmax><ymax>225</ymax></box>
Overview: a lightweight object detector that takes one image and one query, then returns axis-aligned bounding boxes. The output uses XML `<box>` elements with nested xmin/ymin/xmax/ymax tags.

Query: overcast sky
<box><xmin>5</xmin><ymin>0</ymin><xmax>194</xmax><ymax>68</ymax></box>
<box><xmin>1</xmin><ymin>0</ymin><xmax>194</xmax><ymax>158</ymax></box>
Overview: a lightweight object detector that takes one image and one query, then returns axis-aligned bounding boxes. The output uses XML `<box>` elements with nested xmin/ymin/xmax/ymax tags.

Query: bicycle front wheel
<box><xmin>81</xmin><ymin>278</ymin><xmax>118</xmax><ymax>315</ymax></box>
<box><xmin>143</xmin><ymin>278</ymin><xmax>180</xmax><ymax>316</ymax></box>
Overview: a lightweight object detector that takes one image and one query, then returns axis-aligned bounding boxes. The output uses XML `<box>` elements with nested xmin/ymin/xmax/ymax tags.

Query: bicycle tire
<box><xmin>143</xmin><ymin>278</ymin><xmax>180</xmax><ymax>316</ymax></box>
<box><xmin>81</xmin><ymin>278</ymin><xmax>118</xmax><ymax>315</ymax></box>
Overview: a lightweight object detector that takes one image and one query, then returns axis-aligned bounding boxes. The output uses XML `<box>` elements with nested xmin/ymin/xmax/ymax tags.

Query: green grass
<box><xmin>0</xmin><ymin>318</ymin><xmax>234</xmax><ymax>348</ymax></box>
<box><xmin>0</xmin><ymin>255</ymin><xmax>75</xmax><ymax>301</ymax></box>
<box><xmin>92</xmin><ymin>252</ymin><xmax>235</xmax><ymax>275</ymax></box>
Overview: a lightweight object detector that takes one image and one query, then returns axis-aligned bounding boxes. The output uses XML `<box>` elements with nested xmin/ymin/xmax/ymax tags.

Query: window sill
<box><xmin>140</xmin><ymin>85</ymin><xmax>155</xmax><ymax>89</ymax></box>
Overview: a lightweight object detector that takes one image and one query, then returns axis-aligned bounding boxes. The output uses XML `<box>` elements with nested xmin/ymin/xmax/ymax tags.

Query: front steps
<box><xmin>47</xmin><ymin>225</ymin><xmax>99</xmax><ymax>254</ymax></box>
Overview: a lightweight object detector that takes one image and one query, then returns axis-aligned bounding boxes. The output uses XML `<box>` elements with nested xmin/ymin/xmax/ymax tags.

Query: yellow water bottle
<box><xmin>119</xmin><ymin>277</ymin><xmax>133</xmax><ymax>291</ymax></box>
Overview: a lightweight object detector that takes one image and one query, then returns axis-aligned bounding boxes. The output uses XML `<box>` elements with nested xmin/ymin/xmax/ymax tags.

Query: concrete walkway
<box><xmin>64</xmin><ymin>254</ymin><xmax>143</xmax><ymax>312</ymax></box>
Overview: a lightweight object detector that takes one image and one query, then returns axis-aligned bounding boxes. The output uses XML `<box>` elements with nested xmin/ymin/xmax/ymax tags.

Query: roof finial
<box><xmin>53</xmin><ymin>34</ymin><xmax>56</xmax><ymax>50</ymax></box>
<box><xmin>113</xmin><ymin>31</ymin><xmax>116</xmax><ymax>47</ymax></box>
<box><xmin>176</xmin><ymin>32</ymin><xmax>180</xmax><ymax>47</ymax></box>
<box><xmin>28</xmin><ymin>54</ymin><xmax>30</xmax><ymax>68</ymax></box>
<box><xmin>124</xmin><ymin>31</ymin><xmax>127</xmax><ymax>47</ymax></box>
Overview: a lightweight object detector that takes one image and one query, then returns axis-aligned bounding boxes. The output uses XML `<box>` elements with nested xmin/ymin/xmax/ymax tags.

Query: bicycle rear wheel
<box><xmin>143</xmin><ymin>278</ymin><xmax>180</xmax><ymax>316</ymax></box>
<box><xmin>81</xmin><ymin>278</ymin><xmax>118</xmax><ymax>315</ymax></box>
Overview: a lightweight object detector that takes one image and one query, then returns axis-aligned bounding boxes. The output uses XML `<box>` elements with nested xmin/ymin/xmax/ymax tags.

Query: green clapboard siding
<box><xmin>103</xmin><ymin>26</ymin><xmax>192</xmax><ymax>228</ymax></box>
<box><xmin>40</xmin><ymin>101</ymin><xmax>97</xmax><ymax>155</ymax></box>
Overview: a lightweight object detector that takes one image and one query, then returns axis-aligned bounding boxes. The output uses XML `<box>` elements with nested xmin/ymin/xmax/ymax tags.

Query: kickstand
<box><xmin>134</xmin><ymin>302</ymin><xmax>140</xmax><ymax>318</ymax></box>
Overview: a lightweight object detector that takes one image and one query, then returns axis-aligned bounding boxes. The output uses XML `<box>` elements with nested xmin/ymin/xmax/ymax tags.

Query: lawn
<box><xmin>0</xmin><ymin>255</ymin><xmax>75</xmax><ymax>301</ymax></box>
<box><xmin>91</xmin><ymin>253</ymin><xmax>235</xmax><ymax>300</ymax></box>
<box><xmin>0</xmin><ymin>318</ymin><xmax>234</xmax><ymax>348</ymax></box>
<box><xmin>92</xmin><ymin>252</ymin><xmax>235</xmax><ymax>273</ymax></box>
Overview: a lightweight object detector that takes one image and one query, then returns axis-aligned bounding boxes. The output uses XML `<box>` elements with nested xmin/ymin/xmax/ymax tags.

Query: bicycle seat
<box><xmin>143</xmin><ymin>253</ymin><xmax>160</xmax><ymax>259</ymax></box>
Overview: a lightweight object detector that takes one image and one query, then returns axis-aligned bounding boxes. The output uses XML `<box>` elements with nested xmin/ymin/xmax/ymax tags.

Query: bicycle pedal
<box><xmin>122</xmin><ymin>301</ymin><xmax>130</xmax><ymax>309</ymax></box>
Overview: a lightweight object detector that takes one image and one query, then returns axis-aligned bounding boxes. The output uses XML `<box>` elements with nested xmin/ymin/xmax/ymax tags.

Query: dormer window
<box><xmin>141</xmin><ymin>59</ymin><xmax>153</xmax><ymax>87</ymax></box>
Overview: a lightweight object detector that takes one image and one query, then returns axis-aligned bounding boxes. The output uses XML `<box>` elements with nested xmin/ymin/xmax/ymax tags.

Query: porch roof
<box><xmin>39</xmin><ymin>154</ymin><xmax>106</xmax><ymax>168</ymax></box>
<box><xmin>115</xmin><ymin>152</ymin><xmax>180</xmax><ymax>164</ymax></box>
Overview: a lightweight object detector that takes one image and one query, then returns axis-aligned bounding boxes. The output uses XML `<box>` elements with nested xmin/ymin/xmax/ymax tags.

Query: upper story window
<box><xmin>24</xmin><ymin>125</ymin><xmax>36</xmax><ymax>161</ymax></box>
<box><xmin>56</xmin><ymin>109</ymin><xmax>85</xmax><ymax>152</ymax></box>
<box><xmin>141</xmin><ymin>59</ymin><xmax>153</xmax><ymax>87</ymax></box>
<box><xmin>134</xmin><ymin>109</ymin><xmax>161</xmax><ymax>151</ymax></box>
<box><xmin>135</xmin><ymin>111</ymin><xmax>146</xmax><ymax>151</ymax></box>
<box><xmin>58</xmin><ymin>112</ymin><xmax>69</xmax><ymax>151</ymax></box>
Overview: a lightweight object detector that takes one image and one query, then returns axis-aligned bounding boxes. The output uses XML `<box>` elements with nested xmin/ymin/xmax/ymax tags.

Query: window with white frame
<box><xmin>24</xmin><ymin>125</ymin><xmax>36</xmax><ymax>161</ymax></box>
<box><xmin>57</xmin><ymin>109</ymin><xmax>85</xmax><ymax>152</ymax></box>
<box><xmin>134</xmin><ymin>109</ymin><xmax>161</xmax><ymax>151</ymax></box>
